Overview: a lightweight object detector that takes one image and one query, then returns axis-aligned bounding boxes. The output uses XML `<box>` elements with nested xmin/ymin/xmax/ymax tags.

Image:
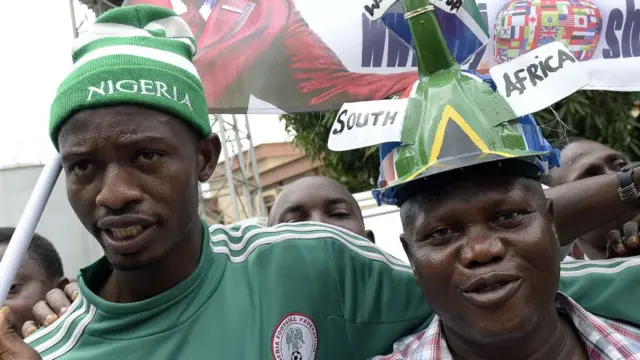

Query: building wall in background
<box><xmin>204</xmin><ymin>142</ymin><xmax>323</xmax><ymax>224</ymax></box>
<box><xmin>0</xmin><ymin>165</ymin><xmax>103</xmax><ymax>277</ymax></box>
<box><xmin>354</xmin><ymin>191</ymin><xmax>407</xmax><ymax>263</ymax></box>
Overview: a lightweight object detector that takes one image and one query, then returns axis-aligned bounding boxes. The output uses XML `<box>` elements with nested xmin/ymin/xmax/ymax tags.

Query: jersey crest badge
<box><xmin>271</xmin><ymin>313</ymin><xmax>318</xmax><ymax>360</ymax></box>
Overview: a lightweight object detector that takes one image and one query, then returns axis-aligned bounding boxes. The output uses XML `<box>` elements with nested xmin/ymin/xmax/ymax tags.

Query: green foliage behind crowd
<box><xmin>281</xmin><ymin>91</ymin><xmax>640</xmax><ymax>193</ymax></box>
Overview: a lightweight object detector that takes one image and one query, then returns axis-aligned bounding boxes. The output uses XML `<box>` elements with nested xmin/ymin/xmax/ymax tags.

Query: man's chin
<box><xmin>106</xmin><ymin>252</ymin><xmax>165</xmax><ymax>271</ymax></box>
<box><xmin>460</xmin><ymin>319</ymin><xmax>534</xmax><ymax>345</ymax></box>
<box><xmin>457</xmin><ymin>306</ymin><xmax>537</xmax><ymax>343</ymax></box>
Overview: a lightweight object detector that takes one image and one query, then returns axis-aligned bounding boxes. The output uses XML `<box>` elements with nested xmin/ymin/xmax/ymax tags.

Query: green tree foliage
<box><xmin>281</xmin><ymin>91</ymin><xmax>640</xmax><ymax>193</ymax></box>
<box><xmin>280</xmin><ymin>111</ymin><xmax>380</xmax><ymax>193</ymax></box>
<box><xmin>535</xmin><ymin>91</ymin><xmax>640</xmax><ymax>156</ymax></box>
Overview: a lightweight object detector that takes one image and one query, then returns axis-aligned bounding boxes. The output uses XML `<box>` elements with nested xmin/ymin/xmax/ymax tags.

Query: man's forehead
<box><xmin>274</xmin><ymin>178</ymin><xmax>357</xmax><ymax>213</ymax></box>
<box><xmin>284</xmin><ymin>178</ymin><xmax>352</xmax><ymax>199</ymax></box>
<box><xmin>412</xmin><ymin>177</ymin><xmax>535</xmax><ymax>208</ymax></box>
<box><xmin>62</xmin><ymin>106</ymin><xmax>174</xmax><ymax>133</ymax></box>
<box><xmin>59</xmin><ymin>106</ymin><xmax>185</xmax><ymax>150</ymax></box>
<box><xmin>280</xmin><ymin>189</ymin><xmax>352</xmax><ymax>209</ymax></box>
<box><xmin>562</xmin><ymin>140</ymin><xmax>622</xmax><ymax>164</ymax></box>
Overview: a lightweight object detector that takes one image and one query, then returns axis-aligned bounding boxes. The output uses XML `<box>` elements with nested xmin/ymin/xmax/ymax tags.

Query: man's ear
<box><xmin>547</xmin><ymin>198</ymin><xmax>563</xmax><ymax>247</ymax></box>
<box><xmin>546</xmin><ymin>199</ymin><xmax>555</xmax><ymax>221</ymax></box>
<box><xmin>197</xmin><ymin>133</ymin><xmax>222</xmax><ymax>182</ymax></box>
<box><xmin>400</xmin><ymin>233</ymin><xmax>415</xmax><ymax>269</ymax></box>
<box><xmin>364</xmin><ymin>230</ymin><xmax>375</xmax><ymax>244</ymax></box>
<box><xmin>55</xmin><ymin>277</ymin><xmax>70</xmax><ymax>290</ymax></box>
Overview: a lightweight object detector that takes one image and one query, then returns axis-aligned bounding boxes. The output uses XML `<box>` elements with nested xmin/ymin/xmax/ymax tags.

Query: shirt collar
<box><xmin>374</xmin><ymin>292</ymin><xmax>640</xmax><ymax>360</ymax></box>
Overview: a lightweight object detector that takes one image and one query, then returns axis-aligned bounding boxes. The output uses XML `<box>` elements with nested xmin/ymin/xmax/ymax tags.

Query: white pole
<box><xmin>0</xmin><ymin>154</ymin><xmax>62</xmax><ymax>304</ymax></box>
<box><xmin>69</xmin><ymin>0</ymin><xmax>79</xmax><ymax>38</ymax></box>
<box><xmin>0</xmin><ymin>0</ymin><xmax>77</xmax><ymax>305</ymax></box>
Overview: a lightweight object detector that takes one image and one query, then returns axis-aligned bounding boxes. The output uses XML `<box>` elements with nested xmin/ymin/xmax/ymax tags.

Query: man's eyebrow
<box><xmin>60</xmin><ymin>134</ymin><xmax>174</xmax><ymax>161</ymax></box>
<box><xmin>325</xmin><ymin>198</ymin><xmax>351</xmax><ymax>207</ymax></box>
<box><xmin>108</xmin><ymin>134</ymin><xmax>172</xmax><ymax>145</ymax></box>
<box><xmin>278</xmin><ymin>204</ymin><xmax>305</xmax><ymax>217</ymax></box>
<box><xmin>60</xmin><ymin>147</ymin><xmax>98</xmax><ymax>163</ymax></box>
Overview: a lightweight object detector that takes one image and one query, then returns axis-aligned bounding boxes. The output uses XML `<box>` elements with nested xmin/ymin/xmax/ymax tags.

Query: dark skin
<box><xmin>400</xmin><ymin>177</ymin><xmax>588</xmax><ymax>360</ymax></box>
<box><xmin>57</xmin><ymin>105</ymin><xmax>220</xmax><ymax>303</ymax></box>
<box><xmin>18</xmin><ymin>138</ymin><xmax>640</xmax><ymax>332</ymax></box>
<box><xmin>549</xmin><ymin>140</ymin><xmax>639</xmax><ymax>259</ymax></box>
<box><xmin>548</xmin><ymin>168</ymin><xmax>640</xmax><ymax>247</ymax></box>
<box><xmin>0</xmin><ymin>245</ymin><xmax>67</xmax><ymax>334</ymax></box>
<box><xmin>269</xmin><ymin>176</ymin><xmax>375</xmax><ymax>242</ymax></box>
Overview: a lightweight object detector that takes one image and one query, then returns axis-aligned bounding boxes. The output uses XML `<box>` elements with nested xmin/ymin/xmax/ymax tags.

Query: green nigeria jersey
<box><xmin>26</xmin><ymin>221</ymin><xmax>640</xmax><ymax>360</ymax></box>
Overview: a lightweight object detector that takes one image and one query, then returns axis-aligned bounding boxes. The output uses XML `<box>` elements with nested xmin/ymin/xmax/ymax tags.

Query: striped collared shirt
<box><xmin>372</xmin><ymin>292</ymin><xmax>640</xmax><ymax>360</ymax></box>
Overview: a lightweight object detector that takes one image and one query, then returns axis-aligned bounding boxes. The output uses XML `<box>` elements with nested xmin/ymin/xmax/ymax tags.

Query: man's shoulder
<box><xmin>559</xmin><ymin>293</ymin><xmax>640</xmax><ymax>356</ymax></box>
<box><xmin>207</xmin><ymin>222</ymin><xmax>410</xmax><ymax>271</ymax></box>
<box><xmin>207</xmin><ymin>221</ymin><xmax>368</xmax><ymax>253</ymax></box>
<box><xmin>25</xmin><ymin>295</ymin><xmax>95</xmax><ymax>355</ymax></box>
<box><xmin>370</xmin><ymin>318</ymin><xmax>438</xmax><ymax>360</ymax></box>
<box><xmin>560</xmin><ymin>257</ymin><xmax>640</xmax><ymax>277</ymax></box>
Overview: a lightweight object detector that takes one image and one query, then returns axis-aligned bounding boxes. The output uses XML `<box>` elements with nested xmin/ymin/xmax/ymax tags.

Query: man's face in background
<box><xmin>269</xmin><ymin>176</ymin><xmax>374</xmax><ymax>242</ymax></box>
<box><xmin>550</xmin><ymin>139</ymin><xmax>635</xmax><ymax>259</ymax></box>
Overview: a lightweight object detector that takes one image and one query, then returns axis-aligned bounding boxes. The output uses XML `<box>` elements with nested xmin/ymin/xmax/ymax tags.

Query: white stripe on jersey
<box><xmin>209</xmin><ymin>221</ymin><xmax>408</xmax><ymax>268</ymax></box>
<box><xmin>25</xmin><ymin>294</ymin><xmax>85</xmax><ymax>344</ymax></box>
<box><xmin>210</xmin><ymin>231</ymin><xmax>412</xmax><ymax>272</ymax></box>
<box><xmin>43</xmin><ymin>306</ymin><xmax>97</xmax><ymax>360</ymax></box>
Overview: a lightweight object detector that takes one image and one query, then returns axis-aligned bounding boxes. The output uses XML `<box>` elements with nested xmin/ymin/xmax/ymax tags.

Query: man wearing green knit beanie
<box><xmin>4</xmin><ymin>5</ymin><xmax>434</xmax><ymax>359</ymax></box>
<box><xmin>1</xmin><ymin>4</ymin><xmax>639</xmax><ymax>360</ymax></box>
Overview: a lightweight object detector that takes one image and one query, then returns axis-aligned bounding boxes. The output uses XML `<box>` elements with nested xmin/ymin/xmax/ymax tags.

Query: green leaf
<box><xmin>535</xmin><ymin>91</ymin><xmax>640</xmax><ymax>159</ymax></box>
<box><xmin>279</xmin><ymin>111</ymin><xmax>380</xmax><ymax>193</ymax></box>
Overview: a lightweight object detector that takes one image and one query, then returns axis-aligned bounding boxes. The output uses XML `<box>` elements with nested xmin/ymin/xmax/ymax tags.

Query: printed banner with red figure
<box><xmin>122</xmin><ymin>0</ymin><xmax>640</xmax><ymax>114</ymax></box>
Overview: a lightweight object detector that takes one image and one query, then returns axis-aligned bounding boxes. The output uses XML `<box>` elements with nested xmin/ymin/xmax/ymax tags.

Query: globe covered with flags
<box><xmin>494</xmin><ymin>0</ymin><xmax>602</xmax><ymax>63</ymax></box>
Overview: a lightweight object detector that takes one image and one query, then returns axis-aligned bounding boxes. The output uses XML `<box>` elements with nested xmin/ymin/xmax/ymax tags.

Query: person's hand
<box><xmin>0</xmin><ymin>307</ymin><xmax>41</xmax><ymax>359</ymax></box>
<box><xmin>21</xmin><ymin>282</ymin><xmax>79</xmax><ymax>338</ymax></box>
<box><xmin>606</xmin><ymin>221</ymin><xmax>640</xmax><ymax>259</ymax></box>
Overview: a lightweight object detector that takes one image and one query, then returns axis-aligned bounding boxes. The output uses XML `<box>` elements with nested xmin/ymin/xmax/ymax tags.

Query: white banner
<box><xmin>328</xmin><ymin>99</ymin><xmax>409</xmax><ymax>151</ymax></box>
<box><xmin>122</xmin><ymin>0</ymin><xmax>639</xmax><ymax>114</ymax></box>
<box><xmin>490</xmin><ymin>42</ymin><xmax>589</xmax><ymax>116</ymax></box>
<box><xmin>470</xmin><ymin>0</ymin><xmax>640</xmax><ymax>91</ymax></box>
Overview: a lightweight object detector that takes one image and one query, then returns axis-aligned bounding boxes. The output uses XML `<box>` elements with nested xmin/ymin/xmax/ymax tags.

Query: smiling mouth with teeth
<box><xmin>464</xmin><ymin>277</ymin><xmax>520</xmax><ymax>294</ymax></box>
<box><xmin>474</xmin><ymin>283</ymin><xmax>508</xmax><ymax>293</ymax></box>
<box><xmin>109</xmin><ymin>226</ymin><xmax>144</xmax><ymax>240</ymax></box>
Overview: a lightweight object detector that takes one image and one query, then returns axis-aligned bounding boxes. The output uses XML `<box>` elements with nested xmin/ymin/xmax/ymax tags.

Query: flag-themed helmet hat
<box><xmin>371</xmin><ymin>0</ymin><xmax>561</xmax><ymax>206</ymax></box>
<box><xmin>373</xmin><ymin>70</ymin><xmax>559</xmax><ymax>206</ymax></box>
<box><xmin>327</xmin><ymin>0</ymin><xmax>561</xmax><ymax>207</ymax></box>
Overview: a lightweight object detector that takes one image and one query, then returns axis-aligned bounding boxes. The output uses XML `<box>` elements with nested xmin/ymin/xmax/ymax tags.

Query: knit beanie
<box><xmin>49</xmin><ymin>4</ymin><xmax>211</xmax><ymax>148</ymax></box>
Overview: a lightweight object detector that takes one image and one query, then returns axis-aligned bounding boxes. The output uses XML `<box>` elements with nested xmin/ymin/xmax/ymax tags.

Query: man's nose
<box><xmin>95</xmin><ymin>165</ymin><xmax>143</xmax><ymax>210</ymax></box>
<box><xmin>460</xmin><ymin>228</ymin><xmax>507</xmax><ymax>269</ymax></box>
<box><xmin>309</xmin><ymin>212</ymin><xmax>328</xmax><ymax>225</ymax></box>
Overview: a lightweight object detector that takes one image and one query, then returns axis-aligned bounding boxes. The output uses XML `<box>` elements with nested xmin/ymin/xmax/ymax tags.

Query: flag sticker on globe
<box><xmin>494</xmin><ymin>0</ymin><xmax>603</xmax><ymax>63</ymax></box>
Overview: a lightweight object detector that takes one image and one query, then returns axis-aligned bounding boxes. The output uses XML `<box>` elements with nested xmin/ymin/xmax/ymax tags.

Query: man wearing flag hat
<box><xmin>0</xmin><ymin>3</ymin><xmax>639</xmax><ymax>360</ymax></box>
<box><xmin>365</xmin><ymin>0</ymin><xmax>640</xmax><ymax>358</ymax></box>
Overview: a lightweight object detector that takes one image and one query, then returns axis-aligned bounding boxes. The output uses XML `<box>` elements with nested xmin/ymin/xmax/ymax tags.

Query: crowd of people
<box><xmin>0</xmin><ymin>3</ymin><xmax>639</xmax><ymax>360</ymax></box>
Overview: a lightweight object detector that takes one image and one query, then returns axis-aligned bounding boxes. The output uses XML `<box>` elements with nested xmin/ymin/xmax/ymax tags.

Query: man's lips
<box><xmin>97</xmin><ymin>215</ymin><xmax>156</xmax><ymax>253</ymax></box>
<box><xmin>97</xmin><ymin>215</ymin><xmax>155</xmax><ymax>238</ymax></box>
<box><xmin>460</xmin><ymin>273</ymin><xmax>523</xmax><ymax>308</ymax></box>
<box><xmin>97</xmin><ymin>215</ymin><xmax>155</xmax><ymax>230</ymax></box>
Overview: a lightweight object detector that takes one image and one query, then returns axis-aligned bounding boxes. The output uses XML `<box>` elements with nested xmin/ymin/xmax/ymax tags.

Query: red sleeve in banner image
<box><xmin>281</xmin><ymin>9</ymin><xmax>417</xmax><ymax>106</ymax></box>
<box><xmin>131</xmin><ymin>0</ymin><xmax>418</xmax><ymax>112</ymax></box>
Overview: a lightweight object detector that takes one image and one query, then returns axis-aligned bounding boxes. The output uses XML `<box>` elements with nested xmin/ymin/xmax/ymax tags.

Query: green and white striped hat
<box><xmin>49</xmin><ymin>4</ymin><xmax>211</xmax><ymax>148</ymax></box>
